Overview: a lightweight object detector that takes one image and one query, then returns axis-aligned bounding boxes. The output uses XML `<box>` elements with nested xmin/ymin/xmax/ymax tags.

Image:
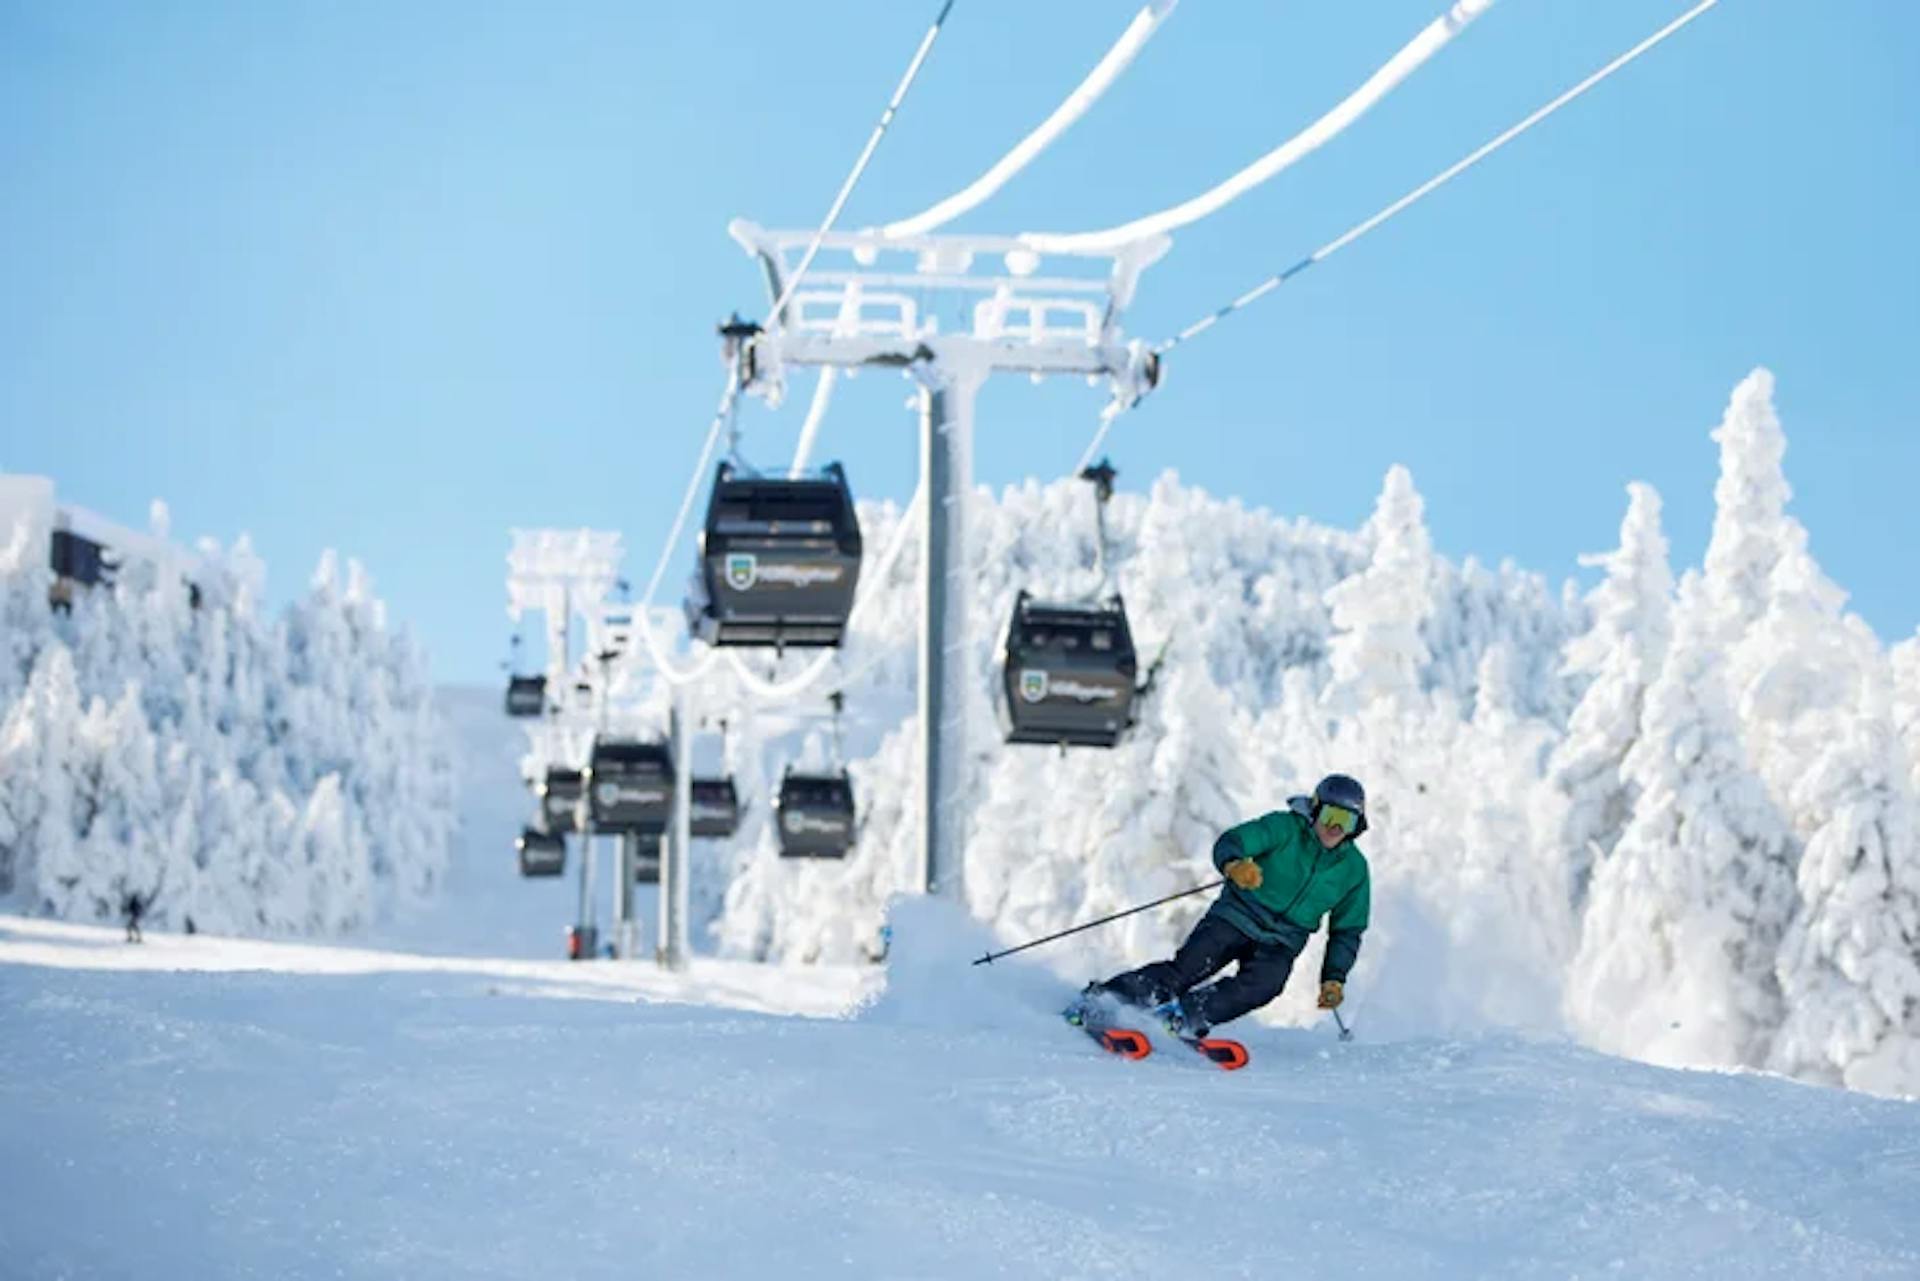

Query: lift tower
<box><xmin>725</xmin><ymin>223</ymin><xmax>1166</xmax><ymax>903</ymax></box>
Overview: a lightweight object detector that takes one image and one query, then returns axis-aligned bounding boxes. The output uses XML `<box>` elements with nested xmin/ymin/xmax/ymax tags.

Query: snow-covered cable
<box><xmin>723</xmin><ymin>484</ymin><xmax>926</xmax><ymax>704</ymax></box>
<box><xmin>635</xmin><ymin>605</ymin><xmax>723</xmax><ymax>687</ymax></box>
<box><xmin>1071</xmin><ymin>400</ymin><xmax>1126</xmax><ymax>478</ymax></box>
<box><xmin>641</xmin><ymin>374</ymin><xmax>739</xmax><ymax>611</ymax></box>
<box><xmin>1020</xmin><ymin>0</ymin><xmax>1495</xmax><ymax>255</ymax></box>
<box><xmin>789</xmin><ymin>368</ymin><xmax>838</xmax><ymax>478</ymax></box>
<box><xmin>1157</xmin><ymin>0</ymin><xmax>1722</xmax><ymax>355</ymax></box>
<box><xmin>769</xmin><ymin>0</ymin><xmax>957</xmax><ymax>322</ymax></box>
<box><xmin>879</xmin><ymin>1</ymin><xmax>1178</xmax><ymax>238</ymax></box>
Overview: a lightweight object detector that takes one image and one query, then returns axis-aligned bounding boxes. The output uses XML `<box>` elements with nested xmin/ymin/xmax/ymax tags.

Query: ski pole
<box><xmin>971</xmin><ymin>879</ymin><xmax>1225</xmax><ymax>966</ymax></box>
<box><xmin>1332</xmin><ymin>1008</ymin><xmax>1355</xmax><ymax>1042</ymax></box>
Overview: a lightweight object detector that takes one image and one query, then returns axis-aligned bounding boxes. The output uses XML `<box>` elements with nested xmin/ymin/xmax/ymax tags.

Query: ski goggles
<box><xmin>1315</xmin><ymin>803</ymin><xmax>1360</xmax><ymax>835</ymax></box>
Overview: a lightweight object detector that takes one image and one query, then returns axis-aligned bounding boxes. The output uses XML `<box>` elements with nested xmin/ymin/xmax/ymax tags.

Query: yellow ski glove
<box><xmin>1317</xmin><ymin>980</ymin><xmax>1345</xmax><ymax>1010</ymax></box>
<box><xmin>1225</xmin><ymin>859</ymin><xmax>1262</xmax><ymax>890</ymax></box>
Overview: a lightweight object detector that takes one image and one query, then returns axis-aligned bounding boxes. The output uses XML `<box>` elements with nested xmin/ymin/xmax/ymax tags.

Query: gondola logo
<box><xmin>1019</xmin><ymin>669</ymin><xmax>1049</xmax><ymax>703</ymax></box>
<box><xmin>1050</xmin><ymin>677</ymin><xmax>1119</xmax><ymax>704</ymax></box>
<box><xmin>596</xmin><ymin>782</ymin><xmax>667</xmax><ymax>808</ymax></box>
<box><xmin>725</xmin><ymin>553</ymin><xmax>758</xmax><ymax>591</ymax></box>
<box><xmin>784</xmin><ymin>811</ymin><xmax>849</xmax><ymax>835</ymax></box>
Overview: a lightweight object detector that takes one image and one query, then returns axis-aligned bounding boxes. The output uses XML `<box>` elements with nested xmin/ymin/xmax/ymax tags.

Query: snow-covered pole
<box><xmin>661</xmin><ymin>692</ymin><xmax>691</xmax><ymax>970</ymax></box>
<box><xmin>916</xmin><ymin>349</ymin><xmax>986</xmax><ymax>902</ymax></box>
<box><xmin>969</xmin><ymin>879</ymin><xmax>1224</xmax><ymax>966</ymax></box>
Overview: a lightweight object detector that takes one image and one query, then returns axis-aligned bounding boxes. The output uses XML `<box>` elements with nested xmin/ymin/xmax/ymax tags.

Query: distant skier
<box><xmin>123</xmin><ymin>891</ymin><xmax>146</xmax><ymax>944</ymax></box>
<box><xmin>1084</xmin><ymin>774</ymin><xmax>1371</xmax><ymax>1037</ymax></box>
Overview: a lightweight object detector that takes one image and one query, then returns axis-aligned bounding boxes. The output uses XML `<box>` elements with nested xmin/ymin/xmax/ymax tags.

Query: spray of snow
<box><xmin>859</xmin><ymin>894</ymin><xmax>1069</xmax><ymax>1033</ymax></box>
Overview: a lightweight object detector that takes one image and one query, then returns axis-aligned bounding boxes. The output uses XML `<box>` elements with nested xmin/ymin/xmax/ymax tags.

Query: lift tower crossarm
<box><xmin>722</xmin><ymin>221</ymin><xmax>1169</xmax><ymax>904</ymax></box>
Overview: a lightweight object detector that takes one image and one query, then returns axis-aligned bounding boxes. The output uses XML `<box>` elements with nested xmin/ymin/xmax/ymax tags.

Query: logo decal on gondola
<box><xmin>1019</xmin><ymin>670</ymin><xmax>1049</xmax><ymax>703</ymax></box>
<box><xmin>1050</xmin><ymin>677</ymin><xmax>1121</xmax><ymax>704</ymax></box>
<box><xmin>596</xmin><ymin>782</ymin><xmax>667</xmax><ymax>808</ymax></box>
<box><xmin>726</xmin><ymin>553</ymin><xmax>758</xmax><ymax>591</ymax></box>
<box><xmin>783</xmin><ymin>810</ymin><xmax>849</xmax><ymax>835</ymax></box>
<box><xmin>755</xmin><ymin>563</ymin><xmax>844</xmax><ymax>587</ymax></box>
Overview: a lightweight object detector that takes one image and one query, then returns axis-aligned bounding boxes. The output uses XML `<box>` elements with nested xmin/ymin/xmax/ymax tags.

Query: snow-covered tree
<box><xmin>1702</xmin><ymin>368</ymin><xmax>1792</xmax><ymax>632</ymax></box>
<box><xmin>1729</xmin><ymin>529</ymin><xmax>1867</xmax><ymax>823</ymax></box>
<box><xmin>1889</xmin><ymin>634</ymin><xmax>1920</xmax><ymax>789</ymax></box>
<box><xmin>1566</xmin><ymin>573</ymin><xmax>1797</xmax><ymax>1069</ymax></box>
<box><xmin>1325</xmin><ymin>465</ymin><xmax>1435</xmax><ymax>716</ymax></box>
<box><xmin>1541</xmin><ymin>482</ymin><xmax>1674</xmax><ymax>909</ymax></box>
<box><xmin>1768</xmin><ymin>659</ymin><xmax>1920</xmax><ymax>1094</ymax></box>
<box><xmin>0</xmin><ymin>647</ymin><xmax>83</xmax><ymax>904</ymax></box>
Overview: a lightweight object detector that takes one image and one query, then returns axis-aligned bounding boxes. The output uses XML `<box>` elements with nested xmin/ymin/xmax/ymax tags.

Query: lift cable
<box><xmin>768</xmin><ymin>0</ymin><xmax>959</xmax><ymax>324</ymax></box>
<box><xmin>629</xmin><ymin>371</ymin><xmax>744</xmax><ymax>687</ymax></box>
<box><xmin>1157</xmin><ymin>0</ymin><xmax>1722</xmax><ymax>356</ymax></box>
<box><xmin>879</xmin><ymin>1</ymin><xmax>1180</xmax><ymax>239</ymax></box>
<box><xmin>1020</xmin><ymin>0</ymin><xmax>1495</xmax><ymax>256</ymax></box>
<box><xmin>723</xmin><ymin>482</ymin><xmax>927</xmax><ymax>702</ymax></box>
<box><xmin>788</xmin><ymin>367</ymin><xmax>839</xmax><ymax>478</ymax></box>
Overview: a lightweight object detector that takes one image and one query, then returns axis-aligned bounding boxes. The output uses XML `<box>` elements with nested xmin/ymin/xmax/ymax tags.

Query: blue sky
<box><xmin>3</xmin><ymin>1</ymin><xmax>1915</xmax><ymax>684</ymax></box>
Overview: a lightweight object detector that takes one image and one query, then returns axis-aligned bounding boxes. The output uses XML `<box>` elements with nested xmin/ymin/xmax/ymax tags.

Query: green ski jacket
<box><xmin>1206</xmin><ymin>803</ymin><xmax>1370</xmax><ymax>983</ymax></box>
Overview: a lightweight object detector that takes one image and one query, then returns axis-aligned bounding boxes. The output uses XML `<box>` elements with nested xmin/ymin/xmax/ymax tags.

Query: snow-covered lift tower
<box><xmin>725</xmin><ymin>222</ymin><xmax>1168</xmax><ymax>902</ymax></box>
<box><xmin>506</xmin><ymin>529</ymin><xmax>624</xmax><ymax>956</ymax></box>
<box><xmin>506</xmin><ymin>529</ymin><xmax>624</xmax><ymax>693</ymax></box>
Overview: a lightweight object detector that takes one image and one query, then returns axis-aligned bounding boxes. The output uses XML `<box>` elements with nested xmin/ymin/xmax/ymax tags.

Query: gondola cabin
<box><xmin>505</xmin><ymin>674</ymin><xmax>546</xmax><ymax>719</ymax></box>
<box><xmin>774</xmin><ymin>771</ymin><xmax>856</xmax><ymax>859</ymax></box>
<box><xmin>688</xmin><ymin>461</ymin><xmax>863</xmax><ymax>648</ymax></box>
<box><xmin>690</xmin><ymin>776</ymin><xmax>741</xmax><ymax>838</ymax></box>
<box><xmin>516</xmin><ymin>827</ymin><xmax>566</xmax><ymax>878</ymax></box>
<box><xmin>632</xmin><ymin>832</ymin><xmax>662</xmax><ymax>885</ymax></box>
<box><xmin>587</xmin><ymin>738</ymin><xmax>674</xmax><ymax>833</ymax></box>
<box><xmin>998</xmin><ymin>590</ymin><xmax>1139</xmax><ymax>749</ymax></box>
<box><xmin>50</xmin><ymin>528</ymin><xmax>111</xmax><ymax>586</ymax></box>
<box><xmin>539</xmin><ymin>767</ymin><xmax>585</xmax><ymax>834</ymax></box>
<box><xmin>49</xmin><ymin>528</ymin><xmax>114</xmax><ymax>612</ymax></box>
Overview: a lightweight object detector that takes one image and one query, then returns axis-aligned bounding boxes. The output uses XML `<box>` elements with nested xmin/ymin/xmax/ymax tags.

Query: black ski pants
<box><xmin>1099</xmin><ymin>913</ymin><xmax>1298</xmax><ymax>1029</ymax></box>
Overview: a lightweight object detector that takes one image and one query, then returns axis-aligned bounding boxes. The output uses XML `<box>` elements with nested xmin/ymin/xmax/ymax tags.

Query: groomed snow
<box><xmin>3</xmin><ymin>900</ymin><xmax>1916</xmax><ymax>1280</ymax></box>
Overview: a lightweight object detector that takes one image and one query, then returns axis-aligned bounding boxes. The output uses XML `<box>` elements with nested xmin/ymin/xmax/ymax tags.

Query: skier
<box><xmin>1082</xmin><ymin>774</ymin><xmax>1371</xmax><ymax>1037</ymax></box>
<box><xmin>122</xmin><ymin>891</ymin><xmax>146</xmax><ymax>944</ymax></box>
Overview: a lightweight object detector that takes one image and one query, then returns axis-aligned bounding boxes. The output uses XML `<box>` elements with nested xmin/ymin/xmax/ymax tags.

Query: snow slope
<box><xmin>361</xmin><ymin>683</ymin><xmax>570</xmax><ymax>960</ymax></box>
<box><xmin>3</xmin><ymin>902</ymin><xmax>1916</xmax><ymax>1280</ymax></box>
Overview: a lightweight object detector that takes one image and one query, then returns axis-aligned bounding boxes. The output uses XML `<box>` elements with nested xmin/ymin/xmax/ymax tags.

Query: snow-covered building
<box><xmin>0</xmin><ymin>473</ymin><xmax>205</xmax><ymax>611</ymax></box>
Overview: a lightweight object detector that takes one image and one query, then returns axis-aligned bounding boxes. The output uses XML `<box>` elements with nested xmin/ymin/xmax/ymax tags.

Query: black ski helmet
<box><xmin>1310</xmin><ymin>773</ymin><xmax>1368</xmax><ymax>837</ymax></box>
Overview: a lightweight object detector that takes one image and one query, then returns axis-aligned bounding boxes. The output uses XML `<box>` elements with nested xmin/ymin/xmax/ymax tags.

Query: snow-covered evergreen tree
<box><xmin>1768</xmin><ymin>659</ymin><xmax>1920</xmax><ymax>1093</ymax></box>
<box><xmin>1566</xmin><ymin>572</ymin><xmax>1797</xmax><ymax>1069</ymax></box>
<box><xmin>1541</xmin><ymin>482</ymin><xmax>1673</xmax><ymax>910</ymax></box>
<box><xmin>1702</xmin><ymin>368</ymin><xmax>1791</xmax><ymax>632</ymax></box>
<box><xmin>0</xmin><ymin>647</ymin><xmax>83</xmax><ymax>906</ymax></box>
<box><xmin>1887</xmin><ymin>634</ymin><xmax>1920</xmax><ymax>792</ymax></box>
<box><xmin>1324</xmin><ymin>464</ymin><xmax>1434</xmax><ymax>716</ymax></box>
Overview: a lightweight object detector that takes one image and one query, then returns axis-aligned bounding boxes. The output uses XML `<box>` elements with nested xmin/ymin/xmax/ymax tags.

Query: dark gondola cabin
<box><xmin>49</xmin><ymin>528</ymin><xmax>114</xmax><ymax>613</ymax></box>
<box><xmin>690</xmin><ymin>776</ymin><xmax>741</xmax><ymax>838</ymax></box>
<box><xmin>632</xmin><ymin>832</ymin><xmax>662</xmax><ymax>885</ymax></box>
<box><xmin>516</xmin><ymin>827</ymin><xmax>565</xmax><ymax>878</ymax></box>
<box><xmin>50</xmin><ymin>528</ymin><xmax>111</xmax><ymax>585</ymax></box>
<box><xmin>774</xmin><ymin>771</ymin><xmax>856</xmax><ymax>859</ymax></box>
<box><xmin>998</xmin><ymin>590</ymin><xmax>1139</xmax><ymax>749</ymax></box>
<box><xmin>540</xmin><ymin>767</ymin><xmax>585</xmax><ymax>834</ymax></box>
<box><xmin>587</xmin><ymin>738</ymin><xmax>674</xmax><ymax>833</ymax></box>
<box><xmin>505</xmin><ymin>674</ymin><xmax>547</xmax><ymax>719</ymax></box>
<box><xmin>688</xmin><ymin>461</ymin><xmax>863</xmax><ymax>648</ymax></box>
